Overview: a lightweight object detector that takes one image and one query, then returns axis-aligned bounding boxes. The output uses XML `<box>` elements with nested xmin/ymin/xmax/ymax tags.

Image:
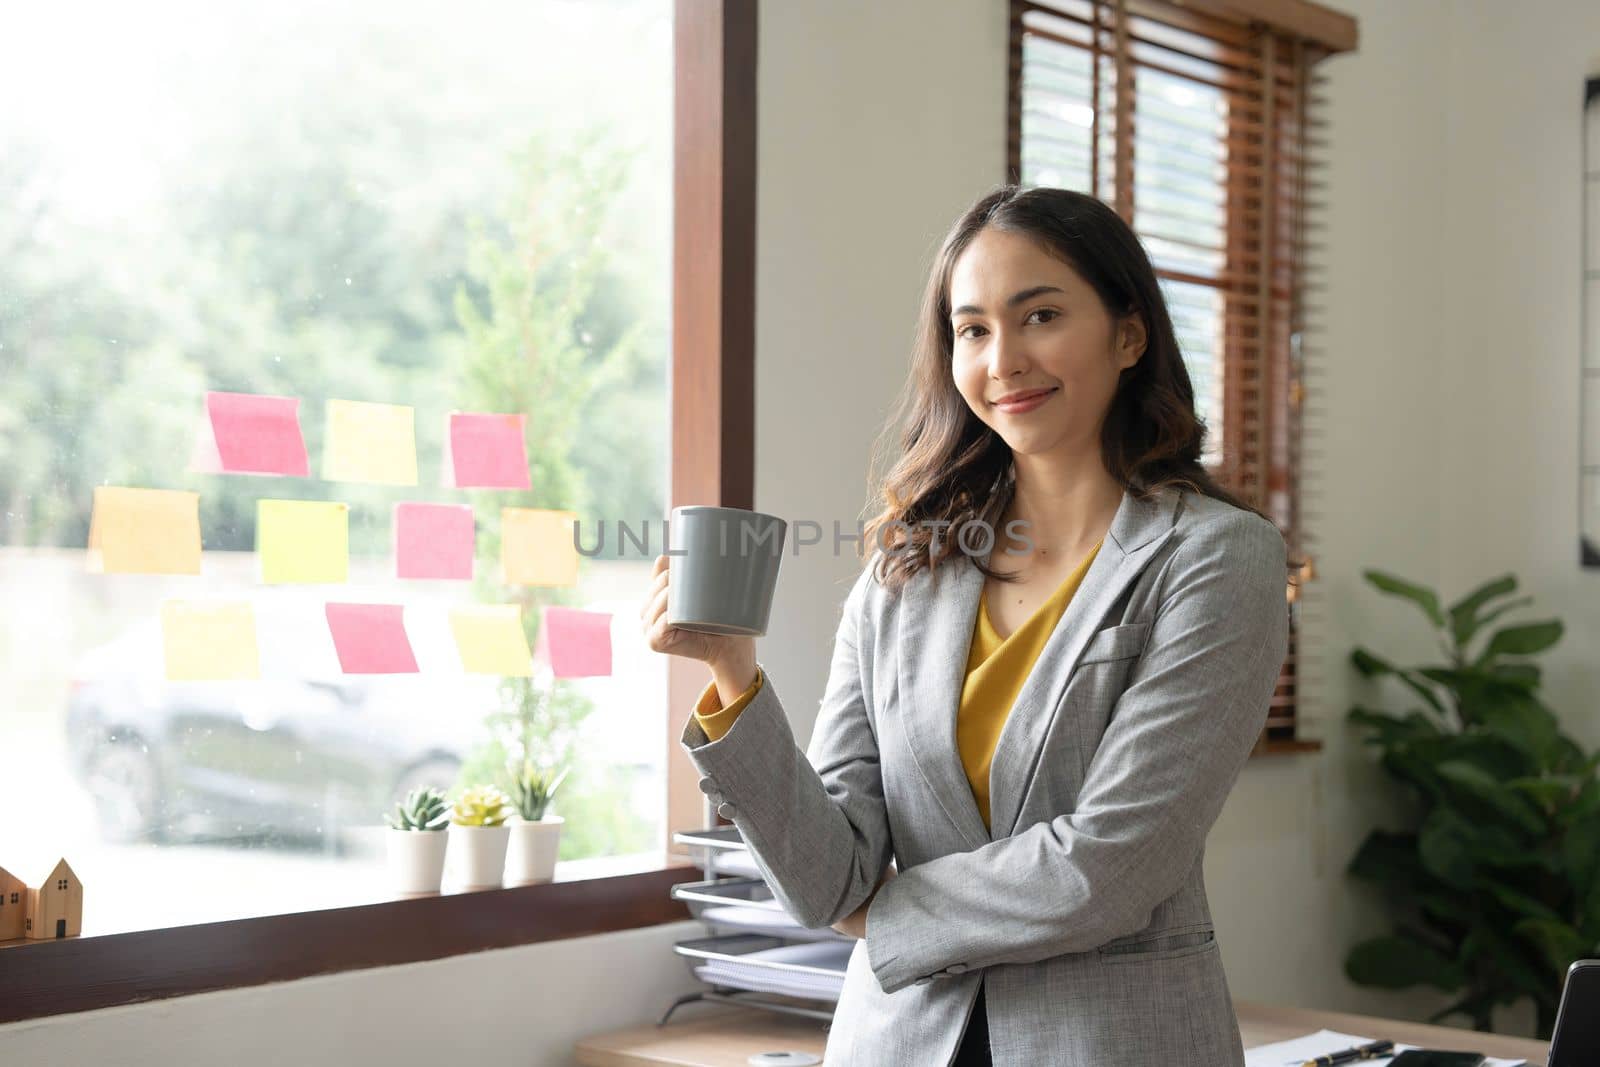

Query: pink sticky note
<box><xmin>394</xmin><ymin>503</ymin><xmax>474</xmax><ymax>580</ymax></box>
<box><xmin>448</xmin><ymin>413</ymin><xmax>530</xmax><ymax>489</ymax></box>
<box><xmin>324</xmin><ymin>603</ymin><xmax>419</xmax><ymax>674</ymax></box>
<box><xmin>534</xmin><ymin>606</ymin><xmax>612</xmax><ymax>679</ymax></box>
<box><xmin>206</xmin><ymin>391</ymin><xmax>310</xmax><ymax>477</ymax></box>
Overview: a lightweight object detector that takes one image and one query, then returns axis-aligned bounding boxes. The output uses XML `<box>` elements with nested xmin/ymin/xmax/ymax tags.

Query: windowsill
<box><xmin>0</xmin><ymin>856</ymin><xmax>704</xmax><ymax>1026</ymax></box>
<box><xmin>0</xmin><ymin>845</ymin><xmax>684</xmax><ymax>944</ymax></box>
<box><xmin>1250</xmin><ymin>737</ymin><xmax>1322</xmax><ymax>757</ymax></box>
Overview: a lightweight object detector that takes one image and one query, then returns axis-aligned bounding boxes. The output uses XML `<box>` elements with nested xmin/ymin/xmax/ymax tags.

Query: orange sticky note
<box><xmin>257</xmin><ymin>499</ymin><xmax>349</xmax><ymax>584</ymax></box>
<box><xmin>502</xmin><ymin>508</ymin><xmax>580</xmax><ymax>586</ymax></box>
<box><xmin>87</xmin><ymin>487</ymin><xmax>202</xmax><ymax>575</ymax></box>
<box><xmin>449</xmin><ymin>604</ymin><xmax>534</xmax><ymax>676</ymax></box>
<box><xmin>323</xmin><ymin>399</ymin><xmax>418</xmax><ymax>485</ymax></box>
<box><xmin>534</xmin><ymin>606</ymin><xmax>613</xmax><ymax>678</ymax></box>
<box><xmin>161</xmin><ymin>601</ymin><xmax>260</xmax><ymax>680</ymax></box>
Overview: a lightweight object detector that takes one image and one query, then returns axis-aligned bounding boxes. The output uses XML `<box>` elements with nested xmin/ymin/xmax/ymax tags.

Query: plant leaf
<box><xmin>1564</xmin><ymin>807</ymin><xmax>1600</xmax><ymax>906</ymax></box>
<box><xmin>1472</xmin><ymin>694</ymin><xmax>1562</xmax><ymax>771</ymax></box>
<box><xmin>1487</xmin><ymin>662</ymin><xmax>1540</xmax><ymax>690</ymax></box>
<box><xmin>1350</xmin><ymin>648</ymin><xmax>1447</xmax><ymax>716</ymax></box>
<box><xmin>1476</xmin><ymin>620</ymin><xmax>1564</xmax><ymax>665</ymax></box>
<box><xmin>1464</xmin><ymin>595</ymin><xmax>1535</xmax><ymax>650</ymax></box>
<box><xmin>1510</xmin><ymin>917</ymin><xmax>1590</xmax><ymax>974</ymax></box>
<box><xmin>1417</xmin><ymin>891</ymin><xmax>1474</xmax><ymax>926</ymax></box>
<box><xmin>1418</xmin><ymin>807</ymin><xmax>1478</xmax><ymax>889</ymax></box>
<box><xmin>1434</xmin><ymin>760</ymin><xmax>1546</xmax><ymax>836</ymax></box>
<box><xmin>1505</xmin><ymin>775</ymin><xmax>1580</xmax><ymax>811</ymax></box>
<box><xmin>1345</xmin><ymin>934</ymin><xmax>1465</xmax><ymax>990</ymax></box>
<box><xmin>1481</xmin><ymin>880</ymin><xmax>1565</xmax><ymax>923</ymax></box>
<box><xmin>1347</xmin><ymin>707</ymin><xmax>1443</xmax><ymax>746</ymax></box>
<box><xmin>1475</xmin><ymin>923</ymin><xmax>1560</xmax><ymax>999</ymax></box>
<box><xmin>1363</xmin><ymin>569</ymin><xmax>1446</xmax><ymax>629</ymax></box>
<box><xmin>1447</xmin><ymin>575</ymin><xmax>1519</xmax><ymax>646</ymax></box>
<box><xmin>1347</xmin><ymin>830</ymin><xmax>1426</xmax><ymax>888</ymax></box>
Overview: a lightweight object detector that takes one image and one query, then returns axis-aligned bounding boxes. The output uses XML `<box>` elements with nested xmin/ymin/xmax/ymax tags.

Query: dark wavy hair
<box><xmin>860</xmin><ymin>184</ymin><xmax>1304</xmax><ymax>595</ymax></box>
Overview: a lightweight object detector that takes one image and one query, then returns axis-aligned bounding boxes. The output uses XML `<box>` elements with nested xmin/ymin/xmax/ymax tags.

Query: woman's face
<box><xmin>947</xmin><ymin>226</ymin><xmax>1145</xmax><ymax>462</ymax></box>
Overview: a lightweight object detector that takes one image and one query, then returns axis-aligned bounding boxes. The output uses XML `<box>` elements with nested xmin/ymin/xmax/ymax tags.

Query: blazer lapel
<box><xmin>898</xmin><ymin>550</ymin><xmax>992</xmax><ymax>852</ymax></box>
<box><xmin>896</xmin><ymin>485</ymin><xmax>1185</xmax><ymax>853</ymax></box>
<box><xmin>986</xmin><ymin>485</ymin><xmax>1183</xmax><ymax>840</ymax></box>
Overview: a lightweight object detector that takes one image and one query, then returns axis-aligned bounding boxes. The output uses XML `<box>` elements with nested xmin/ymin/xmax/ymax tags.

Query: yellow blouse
<box><xmin>958</xmin><ymin>537</ymin><xmax>1101</xmax><ymax>829</ymax></box>
<box><xmin>692</xmin><ymin>537</ymin><xmax>1104</xmax><ymax>831</ymax></box>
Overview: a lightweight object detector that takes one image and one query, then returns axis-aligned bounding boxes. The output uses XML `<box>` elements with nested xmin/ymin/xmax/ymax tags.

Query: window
<box><xmin>1008</xmin><ymin>0</ymin><xmax>1356</xmax><ymax>752</ymax></box>
<box><xmin>2</xmin><ymin>0</ymin><xmax>676</xmax><ymax>937</ymax></box>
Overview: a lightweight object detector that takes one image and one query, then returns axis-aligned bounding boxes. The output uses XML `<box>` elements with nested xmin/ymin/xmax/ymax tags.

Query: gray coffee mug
<box><xmin>667</xmin><ymin>506</ymin><xmax>787</xmax><ymax>636</ymax></box>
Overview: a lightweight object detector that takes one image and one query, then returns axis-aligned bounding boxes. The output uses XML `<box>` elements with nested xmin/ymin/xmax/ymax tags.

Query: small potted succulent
<box><xmin>505</xmin><ymin>762</ymin><xmax>570</xmax><ymax>887</ymax></box>
<box><xmin>448</xmin><ymin>784</ymin><xmax>513</xmax><ymax>890</ymax></box>
<box><xmin>385</xmin><ymin>786</ymin><xmax>451</xmax><ymax>896</ymax></box>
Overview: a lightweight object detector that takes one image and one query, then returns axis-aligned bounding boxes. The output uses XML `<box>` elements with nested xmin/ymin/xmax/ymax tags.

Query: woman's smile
<box><xmin>994</xmin><ymin>387</ymin><xmax>1058</xmax><ymax>414</ymax></box>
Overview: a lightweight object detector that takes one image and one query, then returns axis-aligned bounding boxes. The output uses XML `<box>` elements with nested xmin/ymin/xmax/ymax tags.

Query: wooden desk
<box><xmin>576</xmin><ymin>998</ymin><xmax>1551</xmax><ymax>1066</ymax></box>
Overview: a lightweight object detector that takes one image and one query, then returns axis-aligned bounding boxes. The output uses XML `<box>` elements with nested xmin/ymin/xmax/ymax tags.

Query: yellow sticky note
<box><xmin>258</xmin><ymin>499</ymin><xmax>349</xmax><ymax>584</ymax></box>
<box><xmin>449</xmin><ymin>604</ymin><xmax>534</xmax><ymax>676</ymax></box>
<box><xmin>322</xmin><ymin>399</ymin><xmax>418</xmax><ymax>485</ymax></box>
<box><xmin>87</xmin><ymin>487</ymin><xmax>203</xmax><ymax>575</ymax></box>
<box><xmin>502</xmin><ymin>508</ymin><xmax>580</xmax><ymax>586</ymax></box>
<box><xmin>161</xmin><ymin>601</ymin><xmax>260</xmax><ymax>680</ymax></box>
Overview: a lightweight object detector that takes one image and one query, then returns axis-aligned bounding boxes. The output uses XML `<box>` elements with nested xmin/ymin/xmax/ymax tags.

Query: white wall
<box><xmin>10</xmin><ymin>0</ymin><xmax>1598</xmax><ymax>1059</ymax></box>
<box><xmin>0</xmin><ymin>2</ymin><xmax>1009</xmax><ymax>1064</ymax></box>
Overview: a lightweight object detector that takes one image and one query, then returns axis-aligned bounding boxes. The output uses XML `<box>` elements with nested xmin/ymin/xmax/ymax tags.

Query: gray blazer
<box><xmin>680</xmin><ymin>485</ymin><xmax>1289</xmax><ymax>1066</ymax></box>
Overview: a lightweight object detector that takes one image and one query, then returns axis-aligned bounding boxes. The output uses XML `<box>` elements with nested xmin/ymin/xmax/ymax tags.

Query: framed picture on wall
<box><xmin>1583</xmin><ymin>75</ymin><xmax>1600</xmax><ymax>566</ymax></box>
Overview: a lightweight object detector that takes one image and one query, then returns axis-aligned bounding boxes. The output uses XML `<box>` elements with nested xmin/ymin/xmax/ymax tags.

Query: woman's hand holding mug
<box><xmin>643</xmin><ymin>554</ymin><xmax>757</xmax><ymax>698</ymax></box>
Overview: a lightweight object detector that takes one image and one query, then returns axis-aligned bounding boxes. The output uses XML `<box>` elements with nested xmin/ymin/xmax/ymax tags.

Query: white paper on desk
<box><xmin>1244</xmin><ymin>1028</ymin><xmax>1526</xmax><ymax>1067</ymax></box>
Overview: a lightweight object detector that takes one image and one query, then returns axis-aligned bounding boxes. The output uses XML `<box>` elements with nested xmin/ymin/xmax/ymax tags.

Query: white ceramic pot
<box><xmin>386</xmin><ymin>828</ymin><xmax>449</xmax><ymax>896</ymax></box>
<box><xmin>450</xmin><ymin>823</ymin><xmax>511</xmax><ymax>890</ymax></box>
<box><xmin>505</xmin><ymin>816</ymin><xmax>564</xmax><ymax>886</ymax></box>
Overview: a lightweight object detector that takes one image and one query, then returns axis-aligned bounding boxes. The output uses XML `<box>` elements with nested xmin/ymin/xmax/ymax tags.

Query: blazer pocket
<box><xmin>1077</xmin><ymin>621</ymin><xmax>1151</xmax><ymax>666</ymax></box>
<box><xmin>1097</xmin><ymin>925</ymin><xmax>1216</xmax><ymax>964</ymax></box>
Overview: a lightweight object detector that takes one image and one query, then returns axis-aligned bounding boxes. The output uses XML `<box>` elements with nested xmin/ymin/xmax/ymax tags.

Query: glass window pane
<box><xmin>1</xmin><ymin>0</ymin><xmax>672</xmax><ymax>934</ymax></box>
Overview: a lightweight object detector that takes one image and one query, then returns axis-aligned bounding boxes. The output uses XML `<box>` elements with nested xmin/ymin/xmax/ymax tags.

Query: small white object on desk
<box><xmin>1244</xmin><ymin>1028</ymin><xmax>1526</xmax><ymax>1067</ymax></box>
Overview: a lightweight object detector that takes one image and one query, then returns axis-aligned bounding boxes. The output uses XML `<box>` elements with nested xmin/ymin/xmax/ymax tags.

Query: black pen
<box><xmin>1296</xmin><ymin>1039</ymin><xmax>1395</xmax><ymax>1066</ymax></box>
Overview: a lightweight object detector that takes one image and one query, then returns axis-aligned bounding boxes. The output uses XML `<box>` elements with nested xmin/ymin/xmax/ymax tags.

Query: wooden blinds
<box><xmin>1007</xmin><ymin>0</ymin><xmax>1355</xmax><ymax>751</ymax></box>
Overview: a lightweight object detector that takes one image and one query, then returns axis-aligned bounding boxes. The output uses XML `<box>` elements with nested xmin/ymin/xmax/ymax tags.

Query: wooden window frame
<box><xmin>1007</xmin><ymin>0</ymin><xmax>1356</xmax><ymax>757</ymax></box>
<box><xmin>0</xmin><ymin>0</ymin><xmax>755</xmax><ymax>1025</ymax></box>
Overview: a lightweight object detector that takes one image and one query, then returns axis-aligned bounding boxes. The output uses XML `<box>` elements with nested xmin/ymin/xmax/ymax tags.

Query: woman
<box><xmin>642</xmin><ymin>185</ymin><xmax>1299</xmax><ymax>1066</ymax></box>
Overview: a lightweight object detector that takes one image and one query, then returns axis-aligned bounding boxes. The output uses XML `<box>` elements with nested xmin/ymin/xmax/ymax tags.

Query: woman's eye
<box><xmin>957</xmin><ymin>324</ymin><xmax>986</xmax><ymax>341</ymax></box>
<box><xmin>1026</xmin><ymin>308</ymin><xmax>1059</xmax><ymax>325</ymax></box>
<box><xmin>956</xmin><ymin>309</ymin><xmax>1057</xmax><ymax>341</ymax></box>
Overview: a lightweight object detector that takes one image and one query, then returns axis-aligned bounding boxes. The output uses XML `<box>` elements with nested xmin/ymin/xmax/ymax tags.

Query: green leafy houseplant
<box><xmin>450</xmin><ymin>785</ymin><xmax>512</xmax><ymax>828</ymax></box>
<box><xmin>509</xmin><ymin>761</ymin><xmax>570</xmax><ymax>822</ymax></box>
<box><xmin>1344</xmin><ymin>570</ymin><xmax>1600</xmax><ymax>1038</ymax></box>
<box><xmin>386</xmin><ymin>786</ymin><xmax>450</xmax><ymax>832</ymax></box>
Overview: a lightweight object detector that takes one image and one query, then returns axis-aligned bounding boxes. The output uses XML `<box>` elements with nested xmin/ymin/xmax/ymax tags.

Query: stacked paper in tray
<box><xmin>707</xmin><ymin>850</ymin><xmax>763</xmax><ymax>879</ymax></box>
<box><xmin>698</xmin><ymin>904</ymin><xmax>845</xmax><ymax>942</ymax></box>
<box><xmin>693</xmin><ymin>941</ymin><xmax>855</xmax><ymax>1001</ymax></box>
